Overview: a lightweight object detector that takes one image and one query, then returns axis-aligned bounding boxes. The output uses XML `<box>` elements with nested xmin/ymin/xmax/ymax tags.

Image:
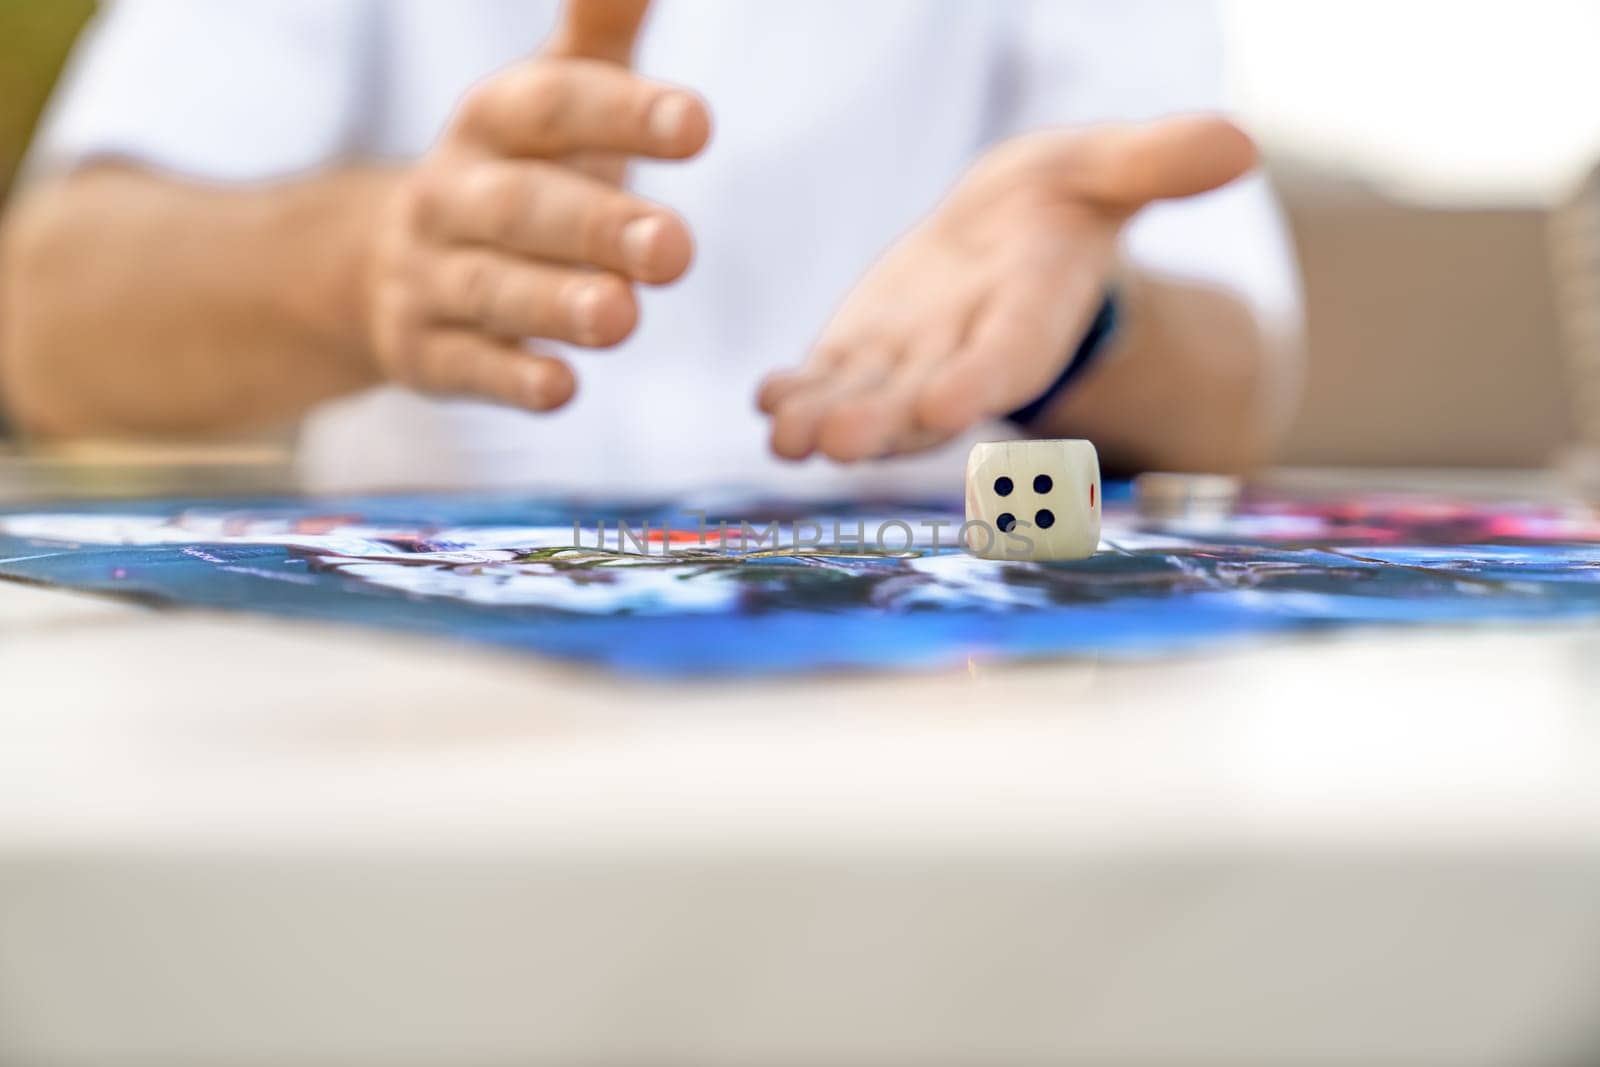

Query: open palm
<box><xmin>758</xmin><ymin>115</ymin><xmax>1258</xmax><ymax>462</ymax></box>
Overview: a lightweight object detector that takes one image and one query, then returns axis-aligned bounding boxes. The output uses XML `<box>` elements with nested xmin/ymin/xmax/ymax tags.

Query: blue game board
<box><xmin>2</xmin><ymin>487</ymin><xmax>1599</xmax><ymax>675</ymax></box>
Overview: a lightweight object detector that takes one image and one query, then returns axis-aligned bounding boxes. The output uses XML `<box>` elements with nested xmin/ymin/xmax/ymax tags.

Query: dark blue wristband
<box><xmin>1005</xmin><ymin>292</ymin><xmax>1119</xmax><ymax>427</ymax></box>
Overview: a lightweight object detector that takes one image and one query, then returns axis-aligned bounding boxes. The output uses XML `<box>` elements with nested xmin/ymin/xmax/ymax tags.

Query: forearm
<box><xmin>1036</xmin><ymin>270</ymin><xmax>1300</xmax><ymax>474</ymax></box>
<box><xmin>0</xmin><ymin>165</ymin><xmax>394</xmax><ymax>438</ymax></box>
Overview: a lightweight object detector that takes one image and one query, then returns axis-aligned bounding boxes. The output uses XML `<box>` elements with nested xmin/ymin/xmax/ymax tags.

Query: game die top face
<box><xmin>964</xmin><ymin>440</ymin><xmax>1101</xmax><ymax>561</ymax></box>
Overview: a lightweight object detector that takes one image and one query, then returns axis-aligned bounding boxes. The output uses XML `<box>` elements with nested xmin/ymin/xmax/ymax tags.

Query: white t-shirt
<box><xmin>32</xmin><ymin>0</ymin><xmax>1301</xmax><ymax>495</ymax></box>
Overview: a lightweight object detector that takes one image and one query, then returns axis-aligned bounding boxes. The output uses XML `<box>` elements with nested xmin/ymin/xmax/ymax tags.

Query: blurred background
<box><xmin>1222</xmin><ymin>0</ymin><xmax>1600</xmax><ymax>471</ymax></box>
<box><xmin>1</xmin><ymin>0</ymin><xmax>1598</xmax><ymax>475</ymax></box>
<box><xmin>0</xmin><ymin>1</ymin><xmax>91</xmax><ymax>207</ymax></box>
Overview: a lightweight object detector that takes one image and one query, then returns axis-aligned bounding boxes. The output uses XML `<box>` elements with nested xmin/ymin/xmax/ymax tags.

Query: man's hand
<box><xmin>364</xmin><ymin>0</ymin><xmax>710</xmax><ymax>412</ymax></box>
<box><xmin>757</xmin><ymin>115</ymin><xmax>1257</xmax><ymax>462</ymax></box>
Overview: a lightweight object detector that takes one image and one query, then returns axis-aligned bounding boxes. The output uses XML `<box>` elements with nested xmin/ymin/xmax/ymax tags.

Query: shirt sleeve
<box><xmin>25</xmin><ymin>0</ymin><xmax>377</xmax><ymax>185</ymax></box>
<box><xmin>995</xmin><ymin>0</ymin><xmax>1304</xmax><ymax>340</ymax></box>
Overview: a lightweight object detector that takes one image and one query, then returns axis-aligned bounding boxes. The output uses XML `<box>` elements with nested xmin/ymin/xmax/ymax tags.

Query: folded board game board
<box><xmin>3</xmin><ymin>486</ymin><xmax>1599</xmax><ymax>676</ymax></box>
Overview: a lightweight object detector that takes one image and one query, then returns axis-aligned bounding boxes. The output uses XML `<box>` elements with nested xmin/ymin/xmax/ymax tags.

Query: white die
<box><xmin>964</xmin><ymin>440</ymin><xmax>1101</xmax><ymax>561</ymax></box>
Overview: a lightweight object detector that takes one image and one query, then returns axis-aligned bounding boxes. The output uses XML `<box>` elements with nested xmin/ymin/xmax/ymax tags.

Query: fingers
<box><xmin>755</xmin><ymin>370</ymin><xmax>811</xmax><ymax>417</ymax></box>
<box><xmin>817</xmin><ymin>336</ymin><xmax>955</xmax><ymax>461</ymax></box>
<box><xmin>426</xmin><ymin>249</ymin><xmax>637</xmax><ymax>347</ymax></box>
<box><xmin>400</xmin><ymin>329</ymin><xmax>578</xmax><ymax>412</ymax></box>
<box><xmin>378</xmin><ymin>240</ymin><xmax>634</xmax><ymax>416</ymax></box>
<box><xmin>758</xmin><ymin>111</ymin><xmax>1244</xmax><ymax>463</ymax></box>
<box><xmin>373</xmin><ymin>0</ymin><xmax>694</xmax><ymax>416</ymax></box>
<box><xmin>917</xmin><ymin>268</ymin><xmax>1102</xmax><ymax>434</ymax></box>
<box><xmin>456</xmin><ymin>58</ymin><xmax>710</xmax><ymax>161</ymax></box>
<box><xmin>755</xmin><ymin>346</ymin><xmax>847</xmax><ymax>415</ymax></box>
<box><xmin>544</xmin><ymin>0</ymin><xmax>651</xmax><ymax>65</ymax></box>
<box><xmin>420</xmin><ymin>160</ymin><xmax>693</xmax><ymax>284</ymax></box>
<box><xmin>764</xmin><ymin>335</ymin><xmax>963</xmax><ymax>463</ymax></box>
<box><xmin>767</xmin><ymin>347</ymin><xmax>895</xmax><ymax>461</ymax></box>
<box><xmin>1066</xmin><ymin>115</ymin><xmax>1258</xmax><ymax>212</ymax></box>
<box><xmin>764</xmin><ymin>267</ymin><xmax>1103</xmax><ymax>462</ymax></box>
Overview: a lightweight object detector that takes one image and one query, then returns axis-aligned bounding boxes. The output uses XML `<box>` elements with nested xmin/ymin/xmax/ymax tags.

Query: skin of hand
<box><xmin>363</xmin><ymin>0</ymin><xmax>710</xmax><ymax>412</ymax></box>
<box><xmin>0</xmin><ymin>0</ymin><xmax>708</xmax><ymax>437</ymax></box>
<box><xmin>756</xmin><ymin>116</ymin><xmax>1263</xmax><ymax>467</ymax></box>
<box><xmin>1</xmin><ymin>12</ymin><xmax>1286</xmax><ymax>471</ymax></box>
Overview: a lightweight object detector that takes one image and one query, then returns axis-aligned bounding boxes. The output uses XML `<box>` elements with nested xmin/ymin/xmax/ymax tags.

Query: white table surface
<box><xmin>4</xmin><ymin>469</ymin><xmax>1600</xmax><ymax>1066</ymax></box>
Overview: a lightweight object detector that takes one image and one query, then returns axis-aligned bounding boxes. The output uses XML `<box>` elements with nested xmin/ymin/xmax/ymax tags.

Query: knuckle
<box><xmin>455</xmin><ymin>78</ymin><xmax>502</xmax><ymax>137</ymax></box>
<box><xmin>462</xmin><ymin>166</ymin><xmax>531</xmax><ymax>247</ymax></box>
<box><xmin>580</xmin><ymin>197</ymin><xmax>627</xmax><ymax>263</ymax></box>
<box><xmin>406</xmin><ymin>167</ymin><xmax>453</xmax><ymax>233</ymax></box>
<box><xmin>807</xmin><ymin>344</ymin><xmax>851</xmax><ymax>375</ymax></box>
<box><xmin>448</xmin><ymin>255</ymin><xmax>501</xmax><ymax>324</ymax></box>
<box><xmin>623</xmin><ymin>84</ymin><xmax>661</xmax><ymax>141</ymax></box>
<box><xmin>490</xmin><ymin>181</ymin><xmax>534</xmax><ymax>248</ymax></box>
<box><xmin>520</xmin><ymin>65</ymin><xmax>571</xmax><ymax>146</ymax></box>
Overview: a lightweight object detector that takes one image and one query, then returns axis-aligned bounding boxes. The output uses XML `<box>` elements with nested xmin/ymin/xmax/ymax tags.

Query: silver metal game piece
<box><xmin>1133</xmin><ymin>472</ymin><xmax>1243</xmax><ymax>521</ymax></box>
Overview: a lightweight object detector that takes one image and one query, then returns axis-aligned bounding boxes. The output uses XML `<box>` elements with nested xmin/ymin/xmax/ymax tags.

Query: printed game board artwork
<box><xmin>2</xmin><ymin>487</ymin><xmax>1600</xmax><ymax>676</ymax></box>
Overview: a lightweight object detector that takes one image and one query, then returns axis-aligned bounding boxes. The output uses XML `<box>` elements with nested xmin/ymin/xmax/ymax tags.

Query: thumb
<box><xmin>544</xmin><ymin>0</ymin><xmax>652</xmax><ymax>65</ymax></box>
<box><xmin>1065</xmin><ymin>115</ymin><xmax>1258</xmax><ymax>213</ymax></box>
